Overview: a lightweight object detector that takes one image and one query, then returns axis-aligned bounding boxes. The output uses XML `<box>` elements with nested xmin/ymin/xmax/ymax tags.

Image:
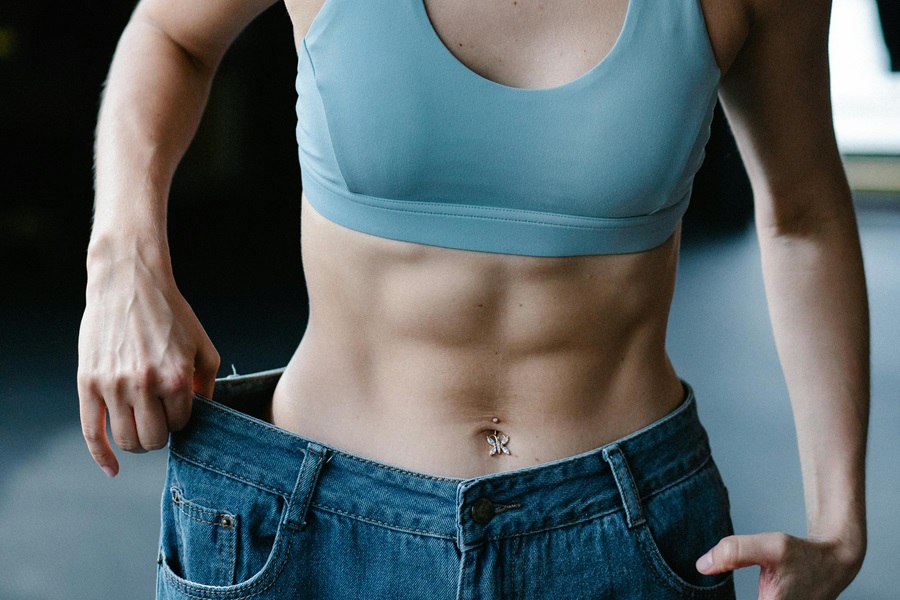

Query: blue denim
<box><xmin>157</xmin><ymin>368</ymin><xmax>735</xmax><ymax>599</ymax></box>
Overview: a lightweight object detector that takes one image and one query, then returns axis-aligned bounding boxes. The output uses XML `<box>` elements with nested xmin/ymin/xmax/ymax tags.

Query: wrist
<box><xmin>86</xmin><ymin>229</ymin><xmax>175</xmax><ymax>287</ymax></box>
<box><xmin>808</xmin><ymin>519</ymin><xmax>867</xmax><ymax>573</ymax></box>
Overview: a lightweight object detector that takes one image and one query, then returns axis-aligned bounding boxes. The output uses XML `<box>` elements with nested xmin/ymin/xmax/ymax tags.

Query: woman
<box><xmin>77</xmin><ymin>0</ymin><xmax>869</xmax><ymax>597</ymax></box>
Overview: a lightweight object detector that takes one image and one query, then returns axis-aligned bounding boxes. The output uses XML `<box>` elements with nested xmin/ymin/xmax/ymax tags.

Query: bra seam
<box><xmin>301</xmin><ymin>38</ymin><xmax>317</xmax><ymax>78</ymax></box>
<box><xmin>300</xmin><ymin>43</ymin><xmax>360</xmax><ymax>200</ymax></box>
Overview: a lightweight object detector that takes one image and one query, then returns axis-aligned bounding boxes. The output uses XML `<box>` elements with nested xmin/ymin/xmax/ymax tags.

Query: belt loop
<box><xmin>601</xmin><ymin>443</ymin><xmax>646</xmax><ymax>529</ymax></box>
<box><xmin>285</xmin><ymin>442</ymin><xmax>328</xmax><ymax>530</ymax></box>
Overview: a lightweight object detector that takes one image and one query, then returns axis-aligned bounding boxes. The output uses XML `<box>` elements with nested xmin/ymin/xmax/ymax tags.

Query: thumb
<box><xmin>193</xmin><ymin>339</ymin><xmax>220</xmax><ymax>399</ymax></box>
<box><xmin>696</xmin><ymin>533</ymin><xmax>792</xmax><ymax>575</ymax></box>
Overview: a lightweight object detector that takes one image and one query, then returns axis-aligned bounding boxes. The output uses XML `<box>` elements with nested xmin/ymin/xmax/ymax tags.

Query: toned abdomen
<box><xmin>270</xmin><ymin>195</ymin><xmax>686</xmax><ymax>478</ymax></box>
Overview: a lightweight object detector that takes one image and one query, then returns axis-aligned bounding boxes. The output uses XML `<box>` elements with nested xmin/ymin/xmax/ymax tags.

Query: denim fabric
<box><xmin>156</xmin><ymin>368</ymin><xmax>735</xmax><ymax>600</ymax></box>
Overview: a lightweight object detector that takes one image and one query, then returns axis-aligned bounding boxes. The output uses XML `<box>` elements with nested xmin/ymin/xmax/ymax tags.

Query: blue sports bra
<box><xmin>295</xmin><ymin>0</ymin><xmax>721</xmax><ymax>256</ymax></box>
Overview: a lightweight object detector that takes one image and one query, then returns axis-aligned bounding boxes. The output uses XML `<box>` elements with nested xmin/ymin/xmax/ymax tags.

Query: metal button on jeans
<box><xmin>470</xmin><ymin>497</ymin><xmax>495</xmax><ymax>525</ymax></box>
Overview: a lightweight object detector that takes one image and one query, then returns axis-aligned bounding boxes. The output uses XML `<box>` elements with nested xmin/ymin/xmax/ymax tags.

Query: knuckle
<box><xmin>110</xmin><ymin>372</ymin><xmax>131</xmax><ymax>396</ymax></box>
<box><xmin>76</xmin><ymin>371</ymin><xmax>101</xmax><ymax>396</ymax></box>
<box><xmin>139</xmin><ymin>367</ymin><xmax>158</xmax><ymax>389</ymax></box>
<box><xmin>113</xmin><ymin>434</ymin><xmax>140</xmax><ymax>453</ymax></box>
<box><xmin>772</xmin><ymin>532</ymin><xmax>791</xmax><ymax>560</ymax></box>
<box><xmin>76</xmin><ymin>369</ymin><xmax>93</xmax><ymax>389</ymax></box>
<box><xmin>82</xmin><ymin>425</ymin><xmax>106</xmax><ymax>445</ymax></box>
<box><xmin>125</xmin><ymin>367</ymin><xmax>157</xmax><ymax>392</ymax></box>
<box><xmin>717</xmin><ymin>537</ymin><xmax>740</xmax><ymax>568</ymax></box>
<box><xmin>161</xmin><ymin>372</ymin><xmax>193</xmax><ymax>398</ymax></box>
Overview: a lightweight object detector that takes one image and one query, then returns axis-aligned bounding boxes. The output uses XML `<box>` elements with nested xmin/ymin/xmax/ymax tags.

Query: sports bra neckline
<box><xmin>413</xmin><ymin>0</ymin><xmax>639</xmax><ymax>94</ymax></box>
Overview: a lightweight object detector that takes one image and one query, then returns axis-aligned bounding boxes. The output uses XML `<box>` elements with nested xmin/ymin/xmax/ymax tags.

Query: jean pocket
<box><xmin>633</xmin><ymin>457</ymin><xmax>735</xmax><ymax>599</ymax></box>
<box><xmin>158</xmin><ymin>455</ymin><xmax>292</xmax><ymax>597</ymax></box>
<box><xmin>168</xmin><ymin>485</ymin><xmax>238</xmax><ymax>586</ymax></box>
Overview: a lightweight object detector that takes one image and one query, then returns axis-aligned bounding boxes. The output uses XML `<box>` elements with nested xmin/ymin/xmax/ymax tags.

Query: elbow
<box><xmin>754</xmin><ymin>186</ymin><xmax>858</xmax><ymax>242</ymax></box>
<box><xmin>130</xmin><ymin>5</ymin><xmax>221</xmax><ymax>78</ymax></box>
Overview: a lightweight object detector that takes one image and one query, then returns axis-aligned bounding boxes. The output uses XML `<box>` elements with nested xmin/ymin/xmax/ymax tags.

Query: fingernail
<box><xmin>696</xmin><ymin>552</ymin><xmax>713</xmax><ymax>573</ymax></box>
<box><xmin>101</xmin><ymin>466</ymin><xmax>118</xmax><ymax>478</ymax></box>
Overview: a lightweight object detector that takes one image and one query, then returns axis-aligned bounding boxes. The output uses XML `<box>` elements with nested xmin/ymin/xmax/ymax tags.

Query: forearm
<box><xmin>91</xmin><ymin>8</ymin><xmax>218</xmax><ymax>269</ymax></box>
<box><xmin>756</xmin><ymin>193</ymin><xmax>869</xmax><ymax>557</ymax></box>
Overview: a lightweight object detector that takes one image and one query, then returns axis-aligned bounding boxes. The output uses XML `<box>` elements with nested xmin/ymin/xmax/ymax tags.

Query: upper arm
<box><xmin>718</xmin><ymin>0</ymin><xmax>853</xmax><ymax>234</ymax></box>
<box><xmin>131</xmin><ymin>0</ymin><xmax>282</xmax><ymax>72</ymax></box>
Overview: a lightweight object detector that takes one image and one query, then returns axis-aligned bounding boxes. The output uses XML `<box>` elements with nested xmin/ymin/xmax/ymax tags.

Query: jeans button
<box><xmin>470</xmin><ymin>497</ymin><xmax>495</xmax><ymax>525</ymax></box>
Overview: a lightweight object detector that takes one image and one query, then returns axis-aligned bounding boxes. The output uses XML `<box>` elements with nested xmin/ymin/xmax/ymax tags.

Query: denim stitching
<box><xmin>176</xmin><ymin>506</ymin><xmax>231</xmax><ymax>528</ymax></box>
<box><xmin>293</xmin><ymin>448</ymin><xmax>324</xmax><ymax>528</ymax></box>
<box><xmin>301</xmin><ymin>449</ymin><xmax>324</xmax><ymax>514</ymax></box>
<box><xmin>640</xmin><ymin>452</ymin><xmax>712</xmax><ymax>503</ymax></box>
<box><xmin>626</xmin><ymin>454</ymin><xmax>733</xmax><ymax>599</ymax></box>
<box><xmin>198</xmin><ymin>401</ymin><xmax>317</xmax><ymax>442</ymax></box>
<box><xmin>311</xmin><ymin>502</ymin><xmax>454</xmax><ymax>539</ymax></box>
<box><xmin>197</xmin><ymin>401</ymin><xmax>461</xmax><ymax>482</ymax></box>
<box><xmin>161</xmin><ymin>529</ymin><xmax>293</xmax><ymax>599</ymax></box>
<box><xmin>635</xmin><ymin>525</ymin><xmax>734</xmax><ymax>598</ymax></box>
<box><xmin>170</xmin><ymin>451</ymin><xmax>289</xmax><ymax>497</ymax></box>
<box><xmin>482</xmin><ymin>454</ymin><xmax>715</xmax><ymax>542</ymax></box>
<box><xmin>290</xmin><ymin>456</ymin><xmax>715</xmax><ymax>542</ymax></box>
<box><xmin>172</xmin><ymin>488</ymin><xmax>236</xmax><ymax>527</ymax></box>
<box><xmin>483</xmin><ymin>503</ymin><xmax>623</xmax><ymax>542</ymax></box>
<box><xmin>172</xmin><ymin>443</ymin><xmax>715</xmax><ymax>545</ymax></box>
<box><xmin>167</xmin><ymin>488</ymin><xmax>245</xmax><ymax>593</ymax></box>
<box><xmin>226</xmin><ymin>515</ymin><xmax>238</xmax><ymax>586</ymax></box>
<box><xmin>619</xmin><ymin>449</ymin><xmax>646</xmax><ymax>527</ymax></box>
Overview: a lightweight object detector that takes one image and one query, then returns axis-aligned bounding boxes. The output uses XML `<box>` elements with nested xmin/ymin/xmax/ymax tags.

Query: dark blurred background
<box><xmin>1</xmin><ymin>1</ymin><xmax>898</xmax><ymax>598</ymax></box>
<box><xmin>1</xmin><ymin>1</ymin><xmax>305</xmax><ymax>305</ymax></box>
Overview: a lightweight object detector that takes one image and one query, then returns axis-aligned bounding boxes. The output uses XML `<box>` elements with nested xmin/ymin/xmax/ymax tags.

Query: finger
<box><xmin>78</xmin><ymin>383</ymin><xmax>120</xmax><ymax>477</ymax></box>
<box><xmin>158</xmin><ymin>367</ymin><xmax>194</xmax><ymax>432</ymax></box>
<box><xmin>107</xmin><ymin>399</ymin><xmax>146</xmax><ymax>454</ymax></box>
<box><xmin>696</xmin><ymin>533</ymin><xmax>794</xmax><ymax>575</ymax></box>
<box><xmin>134</xmin><ymin>396</ymin><xmax>170</xmax><ymax>451</ymax></box>
<box><xmin>193</xmin><ymin>339</ymin><xmax>220</xmax><ymax>399</ymax></box>
<box><xmin>161</xmin><ymin>392</ymin><xmax>193</xmax><ymax>432</ymax></box>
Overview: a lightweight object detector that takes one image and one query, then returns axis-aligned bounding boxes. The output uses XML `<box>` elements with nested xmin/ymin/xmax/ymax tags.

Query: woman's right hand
<box><xmin>76</xmin><ymin>241</ymin><xmax>220</xmax><ymax>477</ymax></box>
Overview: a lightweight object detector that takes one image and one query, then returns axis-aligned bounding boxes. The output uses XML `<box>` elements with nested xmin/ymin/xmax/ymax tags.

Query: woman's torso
<box><xmin>272</xmin><ymin>0</ymin><xmax>748</xmax><ymax>478</ymax></box>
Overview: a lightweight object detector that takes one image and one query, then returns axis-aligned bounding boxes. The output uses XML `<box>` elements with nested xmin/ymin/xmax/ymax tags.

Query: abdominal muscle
<box><xmin>267</xmin><ymin>194</ymin><xmax>686</xmax><ymax>479</ymax></box>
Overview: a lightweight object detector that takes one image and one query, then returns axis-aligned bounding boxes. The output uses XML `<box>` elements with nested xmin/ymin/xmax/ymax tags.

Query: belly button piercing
<box><xmin>487</xmin><ymin>430</ymin><xmax>510</xmax><ymax>456</ymax></box>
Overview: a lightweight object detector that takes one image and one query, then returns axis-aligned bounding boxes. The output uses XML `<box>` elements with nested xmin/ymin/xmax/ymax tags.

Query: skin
<box><xmin>77</xmin><ymin>0</ymin><xmax>869</xmax><ymax>597</ymax></box>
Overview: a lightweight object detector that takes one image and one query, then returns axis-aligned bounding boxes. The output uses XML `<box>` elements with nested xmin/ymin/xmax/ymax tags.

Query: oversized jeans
<box><xmin>156</xmin><ymin>368</ymin><xmax>736</xmax><ymax>599</ymax></box>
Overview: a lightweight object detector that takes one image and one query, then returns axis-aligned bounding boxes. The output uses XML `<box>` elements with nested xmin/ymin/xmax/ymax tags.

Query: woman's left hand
<box><xmin>695</xmin><ymin>532</ymin><xmax>865</xmax><ymax>600</ymax></box>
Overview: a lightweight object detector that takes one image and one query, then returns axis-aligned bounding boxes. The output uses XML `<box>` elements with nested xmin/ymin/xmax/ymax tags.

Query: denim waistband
<box><xmin>169</xmin><ymin>370</ymin><xmax>713</xmax><ymax>550</ymax></box>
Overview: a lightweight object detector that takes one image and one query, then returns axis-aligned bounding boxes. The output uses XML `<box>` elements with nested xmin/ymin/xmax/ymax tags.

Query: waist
<box><xmin>175</xmin><ymin>371</ymin><xmax>713</xmax><ymax>546</ymax></box>
<box><xmin>271</xmin><ymin>340</ymin><xmax>684</xmax><ymax>478</ymax></box>
<box><xmin>289</xmin><ymin>193</ymin><xmax>684</xmax><ymax>476</ymax></box>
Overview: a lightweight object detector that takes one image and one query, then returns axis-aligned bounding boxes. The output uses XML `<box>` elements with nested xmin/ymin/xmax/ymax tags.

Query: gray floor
<box><xmin>1</xmin><ymin>207</ymin><xmax>898</xmax><ymax>599</ymax></box>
